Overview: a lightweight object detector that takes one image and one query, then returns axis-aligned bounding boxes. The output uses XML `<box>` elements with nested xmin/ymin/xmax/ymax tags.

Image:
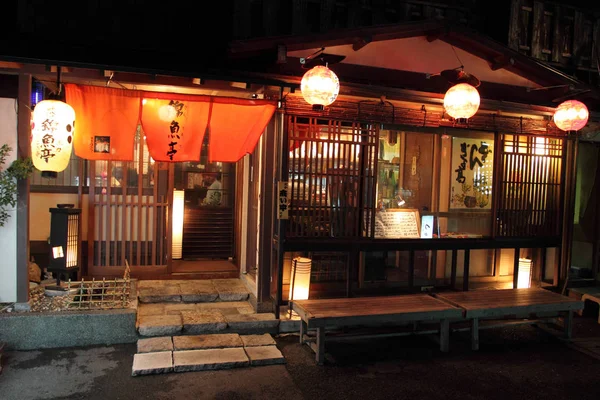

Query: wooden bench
<box><xmin>290</xmin><ymin>294</ymin><xmax>463</xmax><ymax>364</ymax></box>
<box><xmin>435</xmin><ymin>288</ymin><xmax>584</xmax><ymax>350</ymax></box>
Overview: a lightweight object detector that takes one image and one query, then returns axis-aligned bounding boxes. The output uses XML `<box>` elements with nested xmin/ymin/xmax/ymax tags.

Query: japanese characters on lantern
<box><xmin>31</xmin><ymin>100</ymin><xmax>76</xmax><ymax>177</ymax></box>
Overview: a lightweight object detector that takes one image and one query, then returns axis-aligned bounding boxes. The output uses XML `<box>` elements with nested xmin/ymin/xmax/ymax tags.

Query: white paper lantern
<box><xmin>443</xmin><ymin>83</ymin><xmax>480</xmax><ymax>121</ymax></box>
<box><xmin>301</xmin><ymin>65</ymin><xmax>340</xmax><ymax>111</ymax></box>
<box><xmin>289</xmin><ymin>257</ymin><xmax>312</xmax><ymax>301</ymax></box>
<box><xmin>31</xmin><ymin>100</ymin><xmax>75</xmax><ymax>177</ymax></box>
<box><xmin>172</xmin><ymin>190</ymin><xmax>185</xmax><ymax>259</ymax></box>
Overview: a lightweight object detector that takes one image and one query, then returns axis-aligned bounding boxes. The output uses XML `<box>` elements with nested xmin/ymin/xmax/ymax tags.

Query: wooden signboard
<box><xmin>373</xmin><ymin>208</ymin><xmax>420</xmax><ymax>238</ymax></box>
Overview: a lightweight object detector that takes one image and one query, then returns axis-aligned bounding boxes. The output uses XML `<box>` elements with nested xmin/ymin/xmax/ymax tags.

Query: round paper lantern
<box><xmin>301</xmin><ymin>65</ymin><xmax>340</xmax><ymax>111</ymax></box>
<box><xmin>553</xmin><ymin>100</ymin><xmax>589</xmax><ymax>132</ymax></box>
<box><xmin>31</xmin><ymin>100</ymin><xmax>76</xmax><ymax>178</ymax></box>
<box><xmin>443</xmin><ymin>83</ymin><xmax>480</xmax><ymax>121</ymax></box>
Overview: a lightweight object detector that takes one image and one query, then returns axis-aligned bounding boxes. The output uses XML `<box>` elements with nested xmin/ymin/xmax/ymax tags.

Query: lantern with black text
<box><xmin>31</xmin><ymin>100</ymin><xmax>76</xmax><ymax>178</ymax></box>
<box><xmin>48</xmin><ymin>206</ymin><xmax>81</xmax><ymax>288</ymax></box>
<box><xmin>553</xmin><ymin>100</ymin><xmax>589</xmax><ymax>133</ymax></box>
<box><xmin>443</xmin><ymin>83</ymin><xmax>480</xmax><ymax>123</ymax></box>
<box><xmin>301</xmin><ymin>65</ymin><xmax>340</xmax><ymax>111</ymax></box>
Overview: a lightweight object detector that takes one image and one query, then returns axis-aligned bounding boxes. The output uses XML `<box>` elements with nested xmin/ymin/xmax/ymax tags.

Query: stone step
<box><xmin>137</xmin><ymin>279</ymin><xmax>249</xmax><ymax>304</ymax></box>
<box><xmin>137</xmin><ymin>311</ymin><xmax>279</xmax><ymax>337</ymax></box>
<box><xmin>131</xmin><ymin>333</ymin><xmax>285</xmax><ymax>376</ymax></box>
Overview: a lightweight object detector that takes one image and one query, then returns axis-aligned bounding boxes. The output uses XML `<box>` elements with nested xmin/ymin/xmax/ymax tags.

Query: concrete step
<box><xmin>137</xmin><ymin>279</ymin><xmax>249</xmax><ymax>304</ymax></box>
<box><xmin>131</xmin><ymin>333</ymin><xmax>285</xmax><ymax>376</ymax></box>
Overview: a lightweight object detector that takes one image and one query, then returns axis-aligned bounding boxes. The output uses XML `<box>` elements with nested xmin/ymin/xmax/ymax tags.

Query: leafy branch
<box><xmin>0</xmin><ymin>144</ymin><xmax>33</xmax><ymax>227</ymax></box>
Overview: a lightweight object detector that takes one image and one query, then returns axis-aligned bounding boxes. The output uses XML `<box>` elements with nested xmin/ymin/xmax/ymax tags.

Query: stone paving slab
<box><xmin>181</xmin><ymin>311</ymin><xmax>227</xmax><ymax>334</ymax></box>
<box><xmin>173</xmin><ymin>348</ymin><xmax>249</xmax><ymax>372</ymax></box>
<box><xmin>173</xmin><ymin>334</ymin><xmax>243</xmax><ymax>350</ymax></box>
<box><xmin>137</xmin><ymin>337</ymin><xmax>174</xmax><ymax>353</ymax></box>
<box><xmin>137</xmin><ymin>280</ymin><xmax>169</xmax><ymax>289</ymax></box>
<box><xmin>225</xmin><ymin>313</ymin><xmax>279</xmax><ymax>331</ymax></box>
<box><xmin>212</xmin><ymin>279</ymin><xmax>250</xmax><ymax>301</ymax></box>
<box><xmin>138</xmin><ymin>315</ymin><xmax>182</xmax><ymax>336</ymax></box>
<box><xmin>241</xmin><ymin>334</ymin><xmax>276</xmax><ymax>347</ymax></box>
<box><xmin>244</xmin><ymin>345</ymin><xmax>285</xmax><ymax>366</ymax></box>
<box><xmin>137</xmin><ymin>303</ymin><xmax>167</xmax><ymax>316</ymax></box>
<box><xmin>196</xmin><ymin>301</ymin><xmax>253</xmax><ymax>310</ymax></box>
<box><xmin>179</xmin><ymin>281</ymin><xmax>219</xmax><ymax>303</ymax></box>
<box><xmin>164</xmin><ymin>303</ymin><xmax>197</xmax><ymax>315</ymax></box>
<box><xmin>132</xmin><ymin>351</ymin><xmax>173</xmax><ymax>376</ymax></box>
<box><xmin>138</xmin><ymin>286</ymin><xmax>181</xmax><ymax>303</ymax></box>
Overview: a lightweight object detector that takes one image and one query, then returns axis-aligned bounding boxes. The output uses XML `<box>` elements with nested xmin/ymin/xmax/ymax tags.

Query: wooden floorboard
<box><xmin>292</xmin><ymin>294</ymin><xmax>460</xmax><ymax>320</ymax></box>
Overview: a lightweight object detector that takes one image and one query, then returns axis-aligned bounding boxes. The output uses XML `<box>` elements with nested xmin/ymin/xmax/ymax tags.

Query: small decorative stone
<box><xmin>241</xmin><ymin>334</ymin><xmax>276</xmax><ymax>347</ymax></box>
<box><xmin>132</xmin><ymin>351</ymin><xmax>173</xmax><ymax>376</ymax></box>
<box><xmin>137</xmin><ymin>337</ymin><xmax>173</xmax><ymax>353</ymax></box>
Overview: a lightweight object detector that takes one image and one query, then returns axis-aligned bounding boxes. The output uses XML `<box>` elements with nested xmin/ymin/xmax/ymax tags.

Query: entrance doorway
<box><xmin>174</xmin><ymin>160</ymin><xmax>237</xmax><ymax>274</ymax></box>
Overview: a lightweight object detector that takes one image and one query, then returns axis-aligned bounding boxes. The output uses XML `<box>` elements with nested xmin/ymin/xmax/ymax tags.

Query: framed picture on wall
<box><xmin>450</xmin><ymin>137</ymin><xmax>494</xmax><ymax>210</ymax></box>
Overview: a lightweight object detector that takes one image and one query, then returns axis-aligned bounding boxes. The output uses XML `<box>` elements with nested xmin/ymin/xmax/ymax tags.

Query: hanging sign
<box><xmin>141</xmin><ymin>95</ymin><xmax>211</xmax><ymax>162</ymax></box>
<box><xmin>450</xmin><ymin>137</ymin><xmax>494</xmax><ymax>209</ymax></box>
<box><xmin>65</xmin><ymin>84</ymin><xmax>140</xmax><ymax>161</ymax></box>
<box><xmin>278</xmin><ymin>181</ymin><xmax>289</xmax><ymax>219</ymax></box>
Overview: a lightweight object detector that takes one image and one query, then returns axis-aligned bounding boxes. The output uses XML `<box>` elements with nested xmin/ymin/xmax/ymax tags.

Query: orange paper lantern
<box><xmin>301</xmin><ymin>65</ymin><xmax>340</xmax><ymax>111</ymax></box>
<box><xmin>443</xmin><ymin>83</ymin><xmax>480</xmax><ymax>121</ymax></box>
<box><xmin>553</xmin><ymin>100</ymin><xmax>589</xmax><ymax>132</ymax></box>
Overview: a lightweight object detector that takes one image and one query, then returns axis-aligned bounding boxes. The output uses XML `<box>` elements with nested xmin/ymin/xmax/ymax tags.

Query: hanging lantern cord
<box><xmin>56</xmin><ymin>66</ymin><xmax>62</xmax><ymax>97</ymax></box>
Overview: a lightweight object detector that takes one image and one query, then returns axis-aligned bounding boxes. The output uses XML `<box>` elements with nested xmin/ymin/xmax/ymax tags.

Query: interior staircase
<box><xmin>132</xmin><ymin>278</ymin><xmax>287</xmax><ymax>376</ymax></box>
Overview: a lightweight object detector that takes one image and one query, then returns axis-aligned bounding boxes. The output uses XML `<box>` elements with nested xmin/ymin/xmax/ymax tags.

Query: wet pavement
<box><xmin>1</xmin><ymin>317</ymin><xmax>600</xmax><ymax>400</ymax></box>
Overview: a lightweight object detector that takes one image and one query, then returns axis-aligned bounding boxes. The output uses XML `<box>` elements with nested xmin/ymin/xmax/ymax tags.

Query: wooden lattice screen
<box><xmin>286</xmin><ymin>116</ymin><xmax>378</xmax><ymax>238</ymax></box>
<box><xmin>496</xmin><ymin>134</ymin><xmax>564</xmax><ymax>237</ymax></box>
<box><xmin>89</xmin><ymin>130</ymin><xmax>170</xmax><ymax>272</ymax></box>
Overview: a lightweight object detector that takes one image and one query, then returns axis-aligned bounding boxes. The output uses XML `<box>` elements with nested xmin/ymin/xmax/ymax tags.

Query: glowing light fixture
<box><xmin>158</xmin><ymin>104</ymin><xmax>178</xmax><ymax>122</ymax></box>
<box><xmin>553</xmin><ymin>100</ymin><xmax>589</xmax><ymax>132</ymax></box>
<box><xmin>301</xmin><ymin>65</ymin><xmax>340</xmax><ymax>111</ymax></box>
<box><xmin>443</xmin><ymin>83</ymin><xmax>480</xmax><ymax>122</ymax></box>
<box><xmin>517</xmin><ymin>258</ymin><xmax>532</xmax><ymax>289</ymax></box>
<box><xmin>289</xmin><ymin>257</ymin><xmax>312</xmax><ymax>301</ymax></box>
<box><xmin>172</xmin><ymin>190</ymin><xmax>185</xmax><ymax>260</ymax></box>
<box><xmin>31</xmin><ymin>100</ymin><xmax>76</xmax><ymax>178</ymax></box>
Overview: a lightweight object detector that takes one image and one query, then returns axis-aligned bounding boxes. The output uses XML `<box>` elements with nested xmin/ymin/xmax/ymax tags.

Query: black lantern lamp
<box><xmin>47</xmin><ymin>204</ymin><xmax>82</xmax><ymax>290</ymax></box>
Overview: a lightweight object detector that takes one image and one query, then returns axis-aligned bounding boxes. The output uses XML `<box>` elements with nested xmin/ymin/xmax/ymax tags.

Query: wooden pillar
<box><xmin>16</xmin><ymin>73</ymin><xmax>31</xmax><ymax>303</ymax></box>
<box><xmin>258</xmin><ymin>118</ymin><xmax>277</xmax><ymax>306</ymax></box>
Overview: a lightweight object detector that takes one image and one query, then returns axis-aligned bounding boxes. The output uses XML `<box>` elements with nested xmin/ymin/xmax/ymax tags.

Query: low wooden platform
<box><xmin>291</xmin><ymin>295</ymin><xmax>463</xmax><ymax>364</ymax></box>
<box><xmin>435</xmin><ymin>288</ymin><xmax>584</xmax><ymax>350</ymax></box>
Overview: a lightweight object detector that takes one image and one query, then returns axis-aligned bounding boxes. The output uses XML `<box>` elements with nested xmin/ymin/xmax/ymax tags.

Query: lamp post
<box><xmin>443</xmin><ymin>83</ymin><xmax>480</xmax><ymax>124</ymax></box>
<box><xmin>301</xmin><ymin>65</ymin><xmax>340</xmax><ymax>111</ymax></box>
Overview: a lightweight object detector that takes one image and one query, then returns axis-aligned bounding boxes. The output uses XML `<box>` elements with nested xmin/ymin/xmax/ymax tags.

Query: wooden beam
<box><xmin>352</xmin><ymin>36</ymin><xmax>372</xmax><ymax>51</ymax></box>
<box><xmin>488</xmin><ymin>55</ymin><xmax>513</xmax><ymax>71</ymax></box>
<box><xmin>0</xmin><ymin>61</ymin><xmax>23</xmax><ymax>69</ymax></box>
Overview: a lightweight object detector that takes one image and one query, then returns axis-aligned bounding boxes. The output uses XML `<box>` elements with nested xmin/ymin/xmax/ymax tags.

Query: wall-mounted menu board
<box><xmin>373</xmin><ymin>209</ymin><xmax>420</xmax><ymax>238</ymax></box>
